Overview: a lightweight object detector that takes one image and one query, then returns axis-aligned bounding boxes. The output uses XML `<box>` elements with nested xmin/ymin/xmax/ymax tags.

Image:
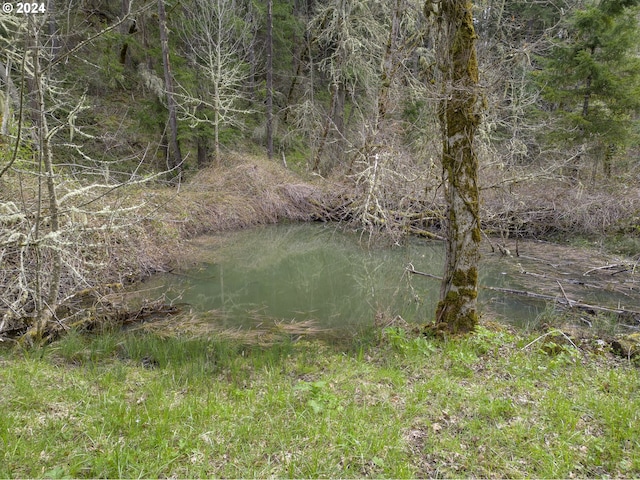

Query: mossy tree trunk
<box><xmin>433</xmin><ymin>0</ymin><xmax>482</xmax><ymax>334</ymax></box>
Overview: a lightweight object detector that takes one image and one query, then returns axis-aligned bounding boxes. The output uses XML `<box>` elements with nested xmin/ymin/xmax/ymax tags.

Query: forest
<box><xmin>1</xmin><ymin>1</ymin><xmax>640</xmax><ymax>477</ymax></box>
<box><xmin>2</xmin><ymin>0</ymin><xmax>640</xmax><ymax>339</ymax></box>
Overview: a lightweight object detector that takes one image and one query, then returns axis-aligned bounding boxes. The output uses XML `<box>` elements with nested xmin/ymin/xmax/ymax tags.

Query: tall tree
<box><xmin>158</xmin><ymin>0</ymin><xmax>183</xmax><ymax>176</ymax></box>
<box><xmin>177</xmin><ymin>0</ymin><xmax>255</xmax><ymax>165</ymax></box>
<box><xmin>430</xmin><ymin>0</ymin><xmax>482</xmax><ymax>334</ymax></box>
<box><xmin>29</xmin><ymin>15</ymin><xmax>62</xmax><ymax>337</ymax></box>
<box><xmin>475</xmin><ymin>0</ymin><xmax>574</xmax><ymax>167</ymax></box>
<box><xmin>535</xmin><ymin>0</ymin><xmax>640</xmax><ymax>179</ymax></box>
<box><xmin>309</xmin><ymin>0</ymin><xmax>388</xmax><ymax>172</ymax></box>
<box><xmin>266</xmin><ymin>0</ymin><xmax>274</xmax><ymax>159</ymax></box>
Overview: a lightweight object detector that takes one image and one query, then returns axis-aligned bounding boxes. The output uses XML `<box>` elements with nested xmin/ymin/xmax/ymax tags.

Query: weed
<box><xmin>294</xmin><ymin>380</ymin><xmax>341</xmax><ymax>414</ymax></box>
<box><xmin>383</xmin><ymin>327</ymin><xmax>437</xmax><ymax>357</ymax></box>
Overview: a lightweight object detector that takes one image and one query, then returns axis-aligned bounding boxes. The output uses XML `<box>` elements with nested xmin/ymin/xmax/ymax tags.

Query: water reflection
<box><xmin>139</xmin><ymin>223</ymin><xmax>638</xmax><ymax>331</ymax></box>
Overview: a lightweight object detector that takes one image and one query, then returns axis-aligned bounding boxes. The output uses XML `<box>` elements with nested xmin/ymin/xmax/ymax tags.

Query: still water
<box><xmin>139</xmin><ymin>223</ymin><xmax>639</xmax><ymax>332</ymax></box>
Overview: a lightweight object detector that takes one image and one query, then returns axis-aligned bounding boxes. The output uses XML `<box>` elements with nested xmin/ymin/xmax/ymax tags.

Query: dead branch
<box><xmin>556</xmin><ymin>280</ymin><xmax>573</xmax><ymax>307</ymax></box>
<box><xmin>407</xmin><ymin>265</ymin><xmax>640</xmax><ymax>318</ymax></box>
<box><xmin>406</xmin><ymin>264</ymin><xmax>442</xmax><ymax>280</ymax></box>
<box><xmin>583</xmin><ymin>264</ymin><xmax>634</xmax><ymax>276</ymax></box>
<box><xmin>483</xmin><ymin>285</ymin><xmax>640</xmax><ymax>318</ymax></box>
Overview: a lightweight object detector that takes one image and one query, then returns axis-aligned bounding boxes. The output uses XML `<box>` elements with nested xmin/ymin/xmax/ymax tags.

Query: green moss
<box><xmin>452</xmin><ymin>269</ymin><xmax>467</xmax><ymax>287</ymax></box>
<box><xmin>472</xmin><ymin>227</ymin><xmax>482</xmax><ymax>244</ymax></box>
<box><xmin>458</xmin><ymin>288</ymin><xmax>478</xmax><ymax>300</ymax></box>
<box><xmin>445</xmin><ymin>291</ymin><xmax>458</xmax><ymax>303</ymax></box>
<box><xmin>436</xmin><ymin>282</ymin><xmax>479</xmax><ymax>335</ymax></box>
<box><xmin>434</xmin><ymin>0</ymin><xmax>482</xmax><ymax>336</ymax></box>
<box><xmin>452</xmin><ymin>267</ymin><xmax>478</xmax><ymax>289</ymax></box>
<box><xmin>436</xmin><ymin>295</ymin><xmax>478</xmax><ymax>334</ymax></box>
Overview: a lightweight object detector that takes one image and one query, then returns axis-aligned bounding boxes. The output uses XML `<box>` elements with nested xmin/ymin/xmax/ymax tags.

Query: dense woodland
<box><xmin>1</xmin><ymin>0</ymin><xmax>640</xmax><ymax>340</ymax></box>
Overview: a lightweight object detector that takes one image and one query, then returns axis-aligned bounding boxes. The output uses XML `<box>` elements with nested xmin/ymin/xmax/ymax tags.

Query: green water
<box><xmin>141</xmin><ymin>223</ymin><xmax>552</xmax><ymax>331</ymax></box>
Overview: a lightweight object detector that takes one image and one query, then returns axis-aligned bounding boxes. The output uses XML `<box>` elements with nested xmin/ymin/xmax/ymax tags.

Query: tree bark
<box><xmin>433</xmin><ymin>0</ymin><xmax>482</xmax><ymax>334</ymax></box>
<box><xmin>158</xmin><ymin>0</ymin><xmax>183</xmax><ymax>177</ymax></box>
<box><xmin>29</xmin><ymin>17</ymin><xmax>62</xmax><ymax>338</ymax></box>
<box><xmin>0</xmin><ymin>60</ymin><xmax>12</xmax><ymax>138</ymax></box>
<box><xmin>197</xmin><ymin>133</ymin><xmax>208</xmax><ymax>168</ymax></box>
<box><xmin>312</xmin><ymin>82</ymin><xmax>339</xmax><ymax>172</ymax></box>
<box><xmin>46</xmin><ymin>0</ymin><xmax>59</xmax><ymax>58</ymax></box>
<box><xmin>378</xmin><ymin>0</ymin><xmax>402</xmax><ymax>126</ymax></box>
<box><xmin>119</xmin><ymin>0</ymin><xmax>133</xmax><ymax>66</ymax></box>
<box><xmin>266</xmin><ymin>0</ymin><xmax>274</xmax><ymax>160</ymax></box>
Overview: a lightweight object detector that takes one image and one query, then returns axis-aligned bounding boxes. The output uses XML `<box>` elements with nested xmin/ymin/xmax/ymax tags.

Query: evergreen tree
<box><xmin>535</xmin><ymin>0</ymin><xmax>640</xmax><ymax>178</ymax></box>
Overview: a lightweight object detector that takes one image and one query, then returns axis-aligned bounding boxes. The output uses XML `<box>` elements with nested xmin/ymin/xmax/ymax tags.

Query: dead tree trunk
<box><xmin>28</xmin><ymin>17</ymin><xmax>62</xmax><ymax>339</ymax></box>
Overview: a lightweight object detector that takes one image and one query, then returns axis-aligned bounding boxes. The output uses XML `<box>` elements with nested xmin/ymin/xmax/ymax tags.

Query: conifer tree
<box><xmin>535</xmin><ymin>0</ymin><xmax>640</xmax><ymax>179</ymax></box>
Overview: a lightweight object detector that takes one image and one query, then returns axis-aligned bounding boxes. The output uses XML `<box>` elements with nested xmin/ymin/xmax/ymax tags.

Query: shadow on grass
<box><xmin>24</xmin><ymin>320</ymin><xmax>382</xmax><ymax>384</ymax></box>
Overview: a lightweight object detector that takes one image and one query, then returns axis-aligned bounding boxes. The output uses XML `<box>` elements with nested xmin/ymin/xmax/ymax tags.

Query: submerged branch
<box><xmin>482</xmin><ymin>285</ymin><xmax>640</xmax><ymax>317</ymax></box>
<box><xmin>407</xmin><ymin>265</ymin><xmax>640</xmax><ymax>318</ymax></box>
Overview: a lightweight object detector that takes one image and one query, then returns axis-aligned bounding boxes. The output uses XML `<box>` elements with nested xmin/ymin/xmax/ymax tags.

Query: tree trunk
<box><xmin>312</xmin><ymin>82</ymin><xmax>339</xmax><ymax>172</ymax></box>
<box><xmin>433</xmin><ymin>0</ymin><xmax>482</xmax><ymax>334</ymax></box>
<box><xmin>46</xmin><ymin>0</ymin><xmax>59</xmax><ymax>58</ymax></box>
<box><xmin>582</xmin><ymin>73</ymin><xmax>592</xmax><ymax>119</ymax></box>
<box><xmin>30</xmin><ymin>17</ymin><xmax>62</xmax><ymax>338</ymax></box>
<box><xmin>603</xmin><ymin>143</ymin><xmax>614</xmax><ymax>178</ymax></box>
<box><xmin>119</xmin><ymin>0</ymin><xmax>133</xmax><ymax>66</ymax></box>
<box><xmin>378</xmin><ymin>0</ymin><xmax>402</xmax><ymax>126</ymax></box>
<box><xmin>158</xmin><ymin>0</ymin><xmax>183</xmax><ymax>177</ymax></box>
<box><xmin>266</xmin><ymin>0</ymin><xmax>274</xmax><ymax>160</ymax></box>
<box><xmin>214</xmin><ymin>105</ymin><xmax>220</xmax><ymax>164</ymax></box>
<box><xmin>246</xmin><ymin>6</ymin><xmax>257</xmax><ymax>100</ymax></box>
<box><xmin>283</xmin><ymin>42</ymin><xmax>304</xmax><ymax>123</ymax></box>
<box><xmin>197</xmin><ymin>133</ymin><xmax>208</xmax><ymax>168</ymax></box>
<box><xmin>1</xmin><ymin>60</ymin><xmax>12</xmax><ymax>138</ymax></box>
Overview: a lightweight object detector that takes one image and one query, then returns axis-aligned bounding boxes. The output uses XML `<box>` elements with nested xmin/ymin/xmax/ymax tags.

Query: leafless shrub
<box><xmin>0</xmin><ymin>154</ymin><xmax>333</xmax><ymax>342</ymax></box>
<box><xmin>481</xmin><ymin>168</ymin><xmax>640</xmax><ymax>239</ymax></box>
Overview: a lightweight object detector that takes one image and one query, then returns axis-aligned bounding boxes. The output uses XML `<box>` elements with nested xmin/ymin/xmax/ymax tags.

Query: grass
<box><xmin>0</xmin><ymin>324</ymin><xmax>639</xmax><ymax>478</ymax></box>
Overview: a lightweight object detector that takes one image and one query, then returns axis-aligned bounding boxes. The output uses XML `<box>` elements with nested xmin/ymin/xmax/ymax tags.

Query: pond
<box><xmin>136</xmin><ymin>223</ymin><xmax>640</xmax><ymax>335</ymax></box>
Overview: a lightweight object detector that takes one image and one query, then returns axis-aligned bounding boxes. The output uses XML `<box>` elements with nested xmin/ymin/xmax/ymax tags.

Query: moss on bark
<box><xmin>433</xmin><ymin>0</ymin><xmax>482</xmax><ymax>335</ymax></box>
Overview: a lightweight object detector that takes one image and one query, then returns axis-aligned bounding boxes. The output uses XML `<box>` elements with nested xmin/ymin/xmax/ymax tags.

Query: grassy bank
<box><xmin>1</xmin><ymin>324</ymin><xmax>638</xmax><ymax>478</ymax></box>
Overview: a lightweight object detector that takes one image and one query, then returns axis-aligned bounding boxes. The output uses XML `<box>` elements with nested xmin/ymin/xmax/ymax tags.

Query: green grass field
<box><xmin>1</xmin><ymin>324</ymin><xmax>638</xmax><ymax>478</ymax></box>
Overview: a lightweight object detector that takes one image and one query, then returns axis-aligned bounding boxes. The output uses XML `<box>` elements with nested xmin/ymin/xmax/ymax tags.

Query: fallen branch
<box><xmin>405</xmin><ymin>227</ymin><xmax>444</xmax><ymax>240</ymax></box>
<box><xmin>406</xmin><ymin>264</ymin><xmax>442</xmax><ymax>280</ymax></box>
<box><xmin>521</xmin><ymin>328</ymin><xmax>580</xmax><ymax>351</ymax></box>
<box><xmin>556</xmin><ymin>280</ymin><xmax>573</xmax><ymax>307</ymax></box>
<box><xmin>583</xmin><ymin>263</ymin><xmax>632</xmax><ymax>276</ymax></box>
<box><xmin>406</xmin><ymin>265</ymin><xmax>640</xmax><ymax>318</ymax></box>
<box><xmin>483</xmin><ymin>285</ymin><xmax>640</xmax><ymax>317</ymax></box>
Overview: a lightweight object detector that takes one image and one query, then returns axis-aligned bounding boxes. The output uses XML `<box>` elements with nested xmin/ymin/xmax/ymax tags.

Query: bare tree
<box><xmin>309</xmin><ymin>0</ymin><xmax>388</xmax><ymax>172</ymax></box>
<box><xmin>0</xmin><ymin>2</ymin><xmax>172</xmax><ymax>343</ymax></box>
<box><xmin>0</xmin><ymin>14</ymin><xmax>26</xmax><ymax>141</ymax></box>
<box><xmin>266</xmin><ymin>0</ymin><xmax>274</xmax><ymax>160</ymax></box>
<box><xmin>349</xmin><ymin>0</ymin><xmax>427</xmax><ymax>231</ymax></box>
<box><xmin>177</xmin><ymin>0</ymin><xmax>254</xmax><ymax>165</ymax></box>
<box><xmin>28</xmin><ymin>16</ymin><xmax>63</xmax><ymax>337</ymax></box>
